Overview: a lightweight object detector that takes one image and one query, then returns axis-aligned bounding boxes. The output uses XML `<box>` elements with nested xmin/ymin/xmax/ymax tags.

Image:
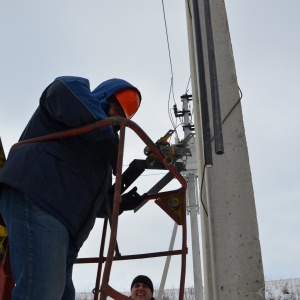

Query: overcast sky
<box><xmin>0</xmin><ymin>0</ymin><xmax>299</xmax><ymax>294</ymax></box>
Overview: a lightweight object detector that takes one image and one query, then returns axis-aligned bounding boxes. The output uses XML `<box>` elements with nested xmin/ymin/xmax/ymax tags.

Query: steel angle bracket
<box><xmin>154</xmin><ymin>188</ymin><xmax>186</xmax><ymax>225</ymax></box>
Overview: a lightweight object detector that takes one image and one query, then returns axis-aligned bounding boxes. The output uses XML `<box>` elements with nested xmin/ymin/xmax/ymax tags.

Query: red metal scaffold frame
<box><xmin>0</xmin><ymin>117</ymin><xmax>187</xmax><ymax>300</ymax></box>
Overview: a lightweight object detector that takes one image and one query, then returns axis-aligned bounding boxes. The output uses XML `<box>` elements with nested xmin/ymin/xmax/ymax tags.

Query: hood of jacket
<box><xmin>55</xmin><ymin>76</ymin><xmax>141</xmax><ymax>121</ymax></box>
<box><xmin>92</xmin><ymin>78</ymin><xmax>141</xmax><ymax>103</ymax></box>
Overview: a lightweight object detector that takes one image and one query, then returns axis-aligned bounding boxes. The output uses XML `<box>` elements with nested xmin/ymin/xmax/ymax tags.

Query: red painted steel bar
<box><xmin>103</xmin><ymin>285</ymin><xmax>130</xmax><ymax>300</ymax></box>
<box><xmin>99</xmin><ymin>125</ymin><xmax>126</xmax><ymax>300</ymax></box>
<box><xmin>92</xmin><ymin>218</ymin><xmax>108</xmax><ymax>300</ymax></box>
<box><xmin>76</xmin><ymin>249</ymin><xmax>186</xmax><ymax>264</ymax></box>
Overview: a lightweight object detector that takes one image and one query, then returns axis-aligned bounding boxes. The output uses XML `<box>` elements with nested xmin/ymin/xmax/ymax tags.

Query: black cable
<box><xmin>199</xmin><ymin>166</ymin><xmax>209</xmax><ymax>217</ymax></box>
<box><xmin>210</xmin><ymin>86</ymin><xmax>243</xmax><ymax>143</ymax></box>
<box><xmin>161</xmin><ymin>0</ymin><xmax>181</xmax><ymax>141</ymax></box>
<box><xmin>185</xmin><ymin>76</ymin><xmax>191</xmax><ymax>94</ymax></box>
<box><xmin>222</xmin><ymin>86</ymin><xmax>243</xmax><ymax>125</ymax></box>
<box><xmin>167</xmin><ymin>79</ymin><xmax>177</xmax><ymax>130</ymax></box>
<box><xmin>161</xmin><ymin>0</ymin><xmax>174</xmax><ymax>80</ymax></box>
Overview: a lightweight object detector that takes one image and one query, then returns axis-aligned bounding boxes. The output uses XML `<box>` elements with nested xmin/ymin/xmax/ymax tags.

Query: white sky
<box><xmin>0</xmin><ymin>0</ymin><xmax>299</xmax><ymax>294</ymax></box>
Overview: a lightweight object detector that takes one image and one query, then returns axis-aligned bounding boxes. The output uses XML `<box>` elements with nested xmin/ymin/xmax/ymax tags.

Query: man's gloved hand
<box><xmin>120</xmin><ymin>187</ymin><xmax>147</xmax><ymax>212</ymax></box>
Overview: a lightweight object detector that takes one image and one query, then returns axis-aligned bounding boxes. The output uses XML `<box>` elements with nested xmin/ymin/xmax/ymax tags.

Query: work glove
<box><xmin>120</xmin><ymin>187</ymin><xmax>147</xmax><ymax>212</ymax></box>
<box><xmin>99</xmin><ymin>187</ymin><xmax>147</xmax><ymax>218</ymax></box>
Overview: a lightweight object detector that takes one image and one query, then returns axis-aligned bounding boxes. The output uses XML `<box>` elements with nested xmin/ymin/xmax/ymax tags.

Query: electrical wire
<box><xmin>139</xmin><ymin>172</ymin><xmax>168</xmax><ymax>177</ymax></box>
<box><xmin>161</xmin><ymin>0</ymin><xmax>181</xmax><ymax>141</ymax></box>
<box><xmin>222</xmin><ymin>86</ymin><xmax>243</xmax><ymax>125</ymax></box>
<box><xmin>162</xmin><ymin>0</ymin><xmax>174</xmax><ymax>81</ymax></box>
<box><xmin>167</xmin><ymin>78</ymin><xmax>177</xmax><ymax>131</ymax></box>
<box><xmin>199</xmin><ymin>166</ymin><xmax>209</xmax><ymax>217</ymax></box>
<box><xmin>210</xmin><ymin>85</ymin><xmax>243</xmax><ymax>143</ymax></box>
<box><xmin>185</xmin><ymin>76</ymin><xmax>191</xmax><ymax>94</ymax></box>
<box><xmin>113</xmin><ymin>172</ymin><xmax>168</xmax><ymax>179</ymax></box>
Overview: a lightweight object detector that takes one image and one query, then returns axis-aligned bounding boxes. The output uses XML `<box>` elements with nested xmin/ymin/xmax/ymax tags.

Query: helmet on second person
<box><xmin>114</xmin><ymin>88</ymin><xmax>141</xmax><ymax>119</ymax></box>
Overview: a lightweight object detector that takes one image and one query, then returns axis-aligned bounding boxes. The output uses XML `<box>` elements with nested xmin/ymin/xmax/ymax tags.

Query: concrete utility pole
<box><xmin>184</xmin><ymin>0</ymin><xmax>265</xmax><ymax>299</ymax></box>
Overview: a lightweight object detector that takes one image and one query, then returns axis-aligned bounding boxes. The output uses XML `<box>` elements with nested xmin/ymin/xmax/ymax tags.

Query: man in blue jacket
<box><xmin>0</xmin><ymin>76</ymin><xmax>145</xmax><ymax>300</ymax></box>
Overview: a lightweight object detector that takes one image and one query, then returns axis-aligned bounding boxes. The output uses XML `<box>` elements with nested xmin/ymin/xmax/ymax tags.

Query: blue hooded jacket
<box><xmin>0</xmin><ymin>76</ymin><xmax>141</xmax><ymax>248</ymax></box>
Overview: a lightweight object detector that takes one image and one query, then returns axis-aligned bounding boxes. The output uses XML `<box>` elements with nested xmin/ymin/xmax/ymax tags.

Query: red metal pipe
<box><xmin>101</xmin><ymin>284</ymin><xmax>130</xmax><ymax>300</ymax></box>
<box><xmin>75</xmin><ymin>249</ymin><xmax>186</xmax><ymax>264</ymax></box>
<box><xmin>92</xmin><ymin>218</ymin><xmax>108</xmax><ymax>300</ymax></box>
<box><xmin>99</xmin><ymin>125</ymin><xmax>126</xmax><ymax>300</ymax></box>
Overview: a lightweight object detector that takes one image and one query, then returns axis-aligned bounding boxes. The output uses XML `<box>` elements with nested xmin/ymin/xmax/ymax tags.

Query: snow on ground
<box><xmin>75</xmin><ymin>278</ymin><xmax>300</xmax><ymax>299</ymax></box>
<box><xmin>264</xmin><ymin>278</ymin><xmax>300</xmax><ymax>300</ymax></box>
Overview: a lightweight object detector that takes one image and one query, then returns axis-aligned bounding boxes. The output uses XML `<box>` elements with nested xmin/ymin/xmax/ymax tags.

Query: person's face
<box><xmin>130</xmin><ymin>283</ymin><xmax>153</xmax><ymax>300</ymax></box>
<box><xmin>109</xmin><ymin>102</ymin><xmax>126</xmax><ymax>118</ymax></box>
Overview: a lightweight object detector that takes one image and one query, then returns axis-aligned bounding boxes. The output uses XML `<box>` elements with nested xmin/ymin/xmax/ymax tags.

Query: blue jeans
<box><xmin>0</xmin><ymin>188</ymin><xmax>78</xmax><ymax>300</ymax></box>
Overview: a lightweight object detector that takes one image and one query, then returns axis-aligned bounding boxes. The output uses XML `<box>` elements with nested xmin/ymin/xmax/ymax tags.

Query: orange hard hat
<box><xmin>114</xmin><ymin>88</ymin><xmax>141</xmax><ymax>119</ymax></box>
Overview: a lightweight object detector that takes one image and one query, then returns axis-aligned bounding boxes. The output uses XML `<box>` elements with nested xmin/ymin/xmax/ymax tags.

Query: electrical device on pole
<box><xmin>157</xmin><ymin>94</ymin><xmax>204</xmax><ymax>300</ymax></box>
